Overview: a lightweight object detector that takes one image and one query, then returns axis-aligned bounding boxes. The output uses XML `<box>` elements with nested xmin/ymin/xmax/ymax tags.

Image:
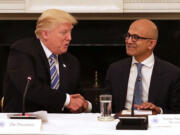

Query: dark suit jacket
<box><xmin>105</xmin><ymin>56</ymin><xmax>180</xmax><ymax>114</ymax></box>
<box><xmin>3</xmin><ymin>38</ymin><xmax>81</xmax><ymax>113</ymax></box>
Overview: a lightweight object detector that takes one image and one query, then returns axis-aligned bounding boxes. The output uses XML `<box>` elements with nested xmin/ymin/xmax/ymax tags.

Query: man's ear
<box><xmin>41</xmin><ymin>30</ymin><xmax>49</xmax><ymax>40</ymax></box>
<box><xmin>148</xmin><ymin>40</ymin><xmax>157</xmax><ymax>50</ymax></box>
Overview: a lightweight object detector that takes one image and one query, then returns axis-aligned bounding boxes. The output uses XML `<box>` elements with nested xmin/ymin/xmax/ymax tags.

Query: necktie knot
<box><xmin>49</xmin><ymin>54</ymin><xmax>56</xmax><ymax>60</ymax></box>
<box><xmin>51</xmin><ymin>54</ymin><xmax>56</xmax><ymax>58</ymax></box>
<box><xmin>49</xmin><ymin>54</ymin><xmax>57</xmax><ymax>65</ymax></box>
<box><xmin>135</xmin><ymin>63</ymin><xmax>143</xmax><ymax>73</ymax></box>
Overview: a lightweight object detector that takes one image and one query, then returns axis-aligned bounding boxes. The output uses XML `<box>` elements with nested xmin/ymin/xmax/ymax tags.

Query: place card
<box><xmin>0</xmin><ymin>119</ymin><xmax>42</xmax><ymax>132</ymax></box>
<box><xmin>121</xmin><ymin>110</ymin><xmax>152</xmax><ymax>115</ymax></box>
<box><xmin>149</xmin><ymin>114</ymin><xmax>180</xmax><ymax>128</ymax></box>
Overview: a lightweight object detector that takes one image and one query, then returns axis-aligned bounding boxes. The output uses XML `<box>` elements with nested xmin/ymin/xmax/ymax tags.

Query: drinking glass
<box><xmin>98</xmin><ymin>94</ymin><xmax>114</xmax><ymax>121</ymax></box>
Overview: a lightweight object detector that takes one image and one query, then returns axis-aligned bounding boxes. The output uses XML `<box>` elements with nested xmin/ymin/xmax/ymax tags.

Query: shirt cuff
<box><xmin>85</xmin><ymin>101</ymin><xmax>92</xmax><ymax>112</ymax></box>
<box><xmin>62</xmin><ymin>94</ymin><xmax>70</xmax><ymax>111</ymax></box>
<box><xmin>159</xmin><ymin>107</ymin><xmax>163</xmax><ymax>114</ymax></box>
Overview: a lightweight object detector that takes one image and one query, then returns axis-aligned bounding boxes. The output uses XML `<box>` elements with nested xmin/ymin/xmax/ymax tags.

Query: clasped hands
<box><xmin>134</xmin><ymin>102</ymin><xmax>161</xmax><ymax>114</ymax></box>
<box><xmin>66</xmin><ymin>94</ymin><xmax>88</xmax><ymax>113</ymax></box>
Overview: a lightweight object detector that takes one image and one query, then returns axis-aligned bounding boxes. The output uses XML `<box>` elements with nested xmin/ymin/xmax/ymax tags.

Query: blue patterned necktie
<box><xmin>48</xmin><ymin>54</ymin><xmax>60</xmax><ymax>89</ymax></box>
<box><xmin>133</xmin><ymin>63</ymin><xmax>143</xmax><ymax>105</ymax></box>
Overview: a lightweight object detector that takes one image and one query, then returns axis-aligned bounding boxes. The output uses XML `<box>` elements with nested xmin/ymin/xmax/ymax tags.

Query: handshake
<box><xmin>66</xmin><ymin>94</ymin><xmax>89</xmax><ymax>113</ymax></box>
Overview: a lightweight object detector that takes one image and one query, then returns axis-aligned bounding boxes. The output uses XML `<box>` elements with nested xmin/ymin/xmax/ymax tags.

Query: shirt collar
<box><xmin>40</xmin><ymin>40</ymin><xmax>54</xmax><ymax>59</ymax></box>
<box><xmin>132</xmin><ymin>53</ymin><xmax>155</xmax><ymax>68</ymax></box>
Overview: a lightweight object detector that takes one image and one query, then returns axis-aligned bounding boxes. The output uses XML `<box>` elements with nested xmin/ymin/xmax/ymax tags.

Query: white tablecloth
<box><xmin>0</xmin><ymin>113</ymin><xmax>180</xmax><ymax>135</ymax></box>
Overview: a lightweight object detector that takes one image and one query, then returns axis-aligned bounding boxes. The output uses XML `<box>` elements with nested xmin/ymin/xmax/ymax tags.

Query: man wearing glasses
<box><xmin>105</xmin><ymin>19</ymin><xmax>180</xmax><ymax>114</ymax></box>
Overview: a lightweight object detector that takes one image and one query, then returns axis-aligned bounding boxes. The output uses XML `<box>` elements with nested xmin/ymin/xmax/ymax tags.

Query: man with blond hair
<box><xmin>3</xmin><ymin>9</ymin><xmax>91</xmax><ymax>113</ymax></box>
<box><xmin>105</xmin><ymin>19</ymin><xmax>180</xmax><ymax>114</ymax></box>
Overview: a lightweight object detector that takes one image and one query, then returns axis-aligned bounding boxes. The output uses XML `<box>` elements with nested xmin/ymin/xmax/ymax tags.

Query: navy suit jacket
<box><xmin>105</xmin><ymin>57</ymin><xmax>180</xmax><ymax>114</ymax></box>
<box><xmin>3</xmin><ymin>37</ymin><xmax>81</xmax><ymax>113</ymax></box>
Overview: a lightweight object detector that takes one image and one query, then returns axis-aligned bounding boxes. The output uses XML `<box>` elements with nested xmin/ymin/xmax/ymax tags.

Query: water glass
<box><xmin>98</xmin><ymin>94</ymin><xmax>114</xmax><ymax>121</ymax></box>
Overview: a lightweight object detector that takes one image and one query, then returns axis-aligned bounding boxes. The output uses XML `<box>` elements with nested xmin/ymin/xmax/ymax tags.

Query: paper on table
<box><xmin>31</xmin><ymin>110</ymin><xmax>48</xmax><ymax>122</ymax></box>
<box><xmin>121</xmin><ymin>110</ymin><xmax>152</xmax><ymax>115</ymax></box>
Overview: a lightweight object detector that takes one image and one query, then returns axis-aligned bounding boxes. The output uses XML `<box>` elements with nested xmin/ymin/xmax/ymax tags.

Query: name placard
<box><xmin>121</xmin><ymin>110</ymin><xmax>152</xmax><ymax>115</ymax></box>
<box><xmin>0</xmin><ymin>119</ymin><xmax>41</xmax><ymax>132</ymax></box>
<box><xmin>149</xmin><ymin>114</ymin><xmax>180</xmax><ymax>128</ymax></box>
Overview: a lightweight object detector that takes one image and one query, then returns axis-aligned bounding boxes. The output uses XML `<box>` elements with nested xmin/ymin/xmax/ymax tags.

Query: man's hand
<box><xmin>66</xmin><ymin>94</ymin><xmax>88</xmax><ymax>113</ymax></box>
<box><xmin>134</xmin><ymin>102</ymin><xmax>161</xmax><ymax>114</ymax></box>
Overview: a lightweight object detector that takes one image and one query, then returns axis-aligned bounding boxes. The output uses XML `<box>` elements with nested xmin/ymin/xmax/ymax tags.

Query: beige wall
<box><xmin>0</xmin><ymin>0</ymin><xmax>180</xmax><ymax>20</ymax></box>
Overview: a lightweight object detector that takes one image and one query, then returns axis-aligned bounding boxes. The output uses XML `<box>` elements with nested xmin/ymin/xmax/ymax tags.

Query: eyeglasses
<box><xmin>124</xmin><ymin>32</ymin><xmax>153</xmax><ymax>42</ymax></box>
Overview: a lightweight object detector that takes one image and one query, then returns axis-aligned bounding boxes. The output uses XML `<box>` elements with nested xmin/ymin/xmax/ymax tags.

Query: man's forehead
<box><xmin>129</xmin><ymin>22</ymin><xmax>150</xmax><ymax>36</ymax></box>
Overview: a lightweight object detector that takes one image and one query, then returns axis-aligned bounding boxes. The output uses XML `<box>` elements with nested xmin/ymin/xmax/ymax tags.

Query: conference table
<box><xmin>0</xmin><ymin>113</ymin><xmax>180</xmax><ymax>135</ymax></box>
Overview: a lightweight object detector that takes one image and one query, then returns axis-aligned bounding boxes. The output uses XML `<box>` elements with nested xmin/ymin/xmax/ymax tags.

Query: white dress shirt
<box><xmin>40</xmin><ymin>41</ymin><xmax>92</xmax><ymax>112</ymax></box>
<box><xmin>125</xmin><ymin>54</ymin><xmax>155</xmax><ymax>110</ymax></box>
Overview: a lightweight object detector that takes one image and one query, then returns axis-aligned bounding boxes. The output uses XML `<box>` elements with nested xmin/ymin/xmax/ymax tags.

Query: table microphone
<box><xmin>116</xmin><ymin>89</ymin><xmax>148</xmax><ymax>130</ymax></box>
<box><xmin>10</xmin><ymin>76</ymin><xmax>37</xmax><ymax>119</ymax></box>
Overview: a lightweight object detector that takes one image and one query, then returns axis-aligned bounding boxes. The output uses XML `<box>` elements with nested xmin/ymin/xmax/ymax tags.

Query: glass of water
<box><xmin>98</xmin><ymin>94</ymin><xmax>114</xmax><ymax>121</ymax></box>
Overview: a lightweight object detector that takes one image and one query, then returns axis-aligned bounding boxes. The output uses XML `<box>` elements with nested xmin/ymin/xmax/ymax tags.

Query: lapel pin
<box><xmin>63</xmin><ymin>64</ymin><xmax>66</xmax><ymax>68</ymax></box>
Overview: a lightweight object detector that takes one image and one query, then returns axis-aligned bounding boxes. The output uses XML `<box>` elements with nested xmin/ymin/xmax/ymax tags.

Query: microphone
<box><xmin>131</xmin><ymin>90</ymin><xmax>135</xmax><ymax>116</ymax></box>
<box><xmin>22</xmin><ymin>76</ymin><xmax>32</xmax><ymax>116</ymax></box>
<box><xmin>10</xmin><ymin>76</ymin><xmax>37</xmax><ymax>119</ymax></box>
<box><xmin>116</xmin><ymin>86</ymin><xmax>148</xmax><ymax>130</ymax></box>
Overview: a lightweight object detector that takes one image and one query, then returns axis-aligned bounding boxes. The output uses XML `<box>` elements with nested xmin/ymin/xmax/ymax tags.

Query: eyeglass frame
<box><xmin>124</xmin><ymin>32</ymin><xmax>153</xmax><ymax>42</ymax></box>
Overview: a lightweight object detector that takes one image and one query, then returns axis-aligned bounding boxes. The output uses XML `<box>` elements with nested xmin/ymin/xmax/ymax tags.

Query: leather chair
<box><xmin>1</xmin><ymin>96</ymin><xmax>4</xmax><ymax>112</ymax></box>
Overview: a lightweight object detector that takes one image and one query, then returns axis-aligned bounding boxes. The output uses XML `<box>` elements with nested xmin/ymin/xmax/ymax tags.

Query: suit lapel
<box><xmin>122</xmin><ymin>58</ymin><xmax>132</xmax><ymax>105</ymax></box>
<box><xmin>58</xmin><ymin>55</ymin><xmax>68</xmax><ymax>91</ymax></box>
<box><xmin>122</xmin><ymin>58</ymin><xmax>131</xmax><ymax>95</ymax></box>
<box><xmin>35</xmin><ymin>40</ymin><xmax>50</xmax><ymax>74</ymax></box>
<box><xmin>148</xmin><ymin>57</ymin><xmax>162</xmax><ymax>103</ymax></box>
<box><xmin>119</xmin><ymin>58</ymin><xmax>132</xmax><ymax>109</ymax></box>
